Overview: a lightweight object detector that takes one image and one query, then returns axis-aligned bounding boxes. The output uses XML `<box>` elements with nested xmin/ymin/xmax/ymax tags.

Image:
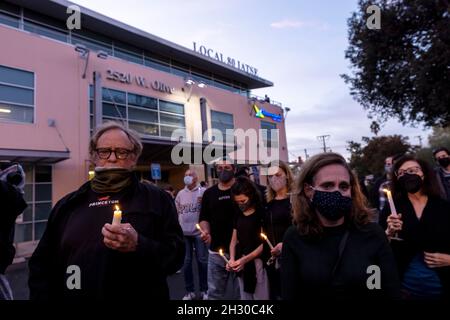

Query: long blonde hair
<box><xmin>265</xmin><ymin>160</ymin><xmax>294</xmax><ymax>203</ymax></box>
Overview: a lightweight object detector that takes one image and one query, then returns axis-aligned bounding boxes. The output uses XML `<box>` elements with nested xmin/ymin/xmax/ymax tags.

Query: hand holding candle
<box><xmin>112</xmin><ymin>205</ymin><xmax>122</xmax><ymax>225</ymax></box>
<box><xmin>260</xmin><ymin>232</ymin><xmax>274</xmax><ymax>249</ymax></box>
<box><xmin>383</xmin><ymin>189</ymin><xmax>403</xmax><ymax>241</ymax></box>
<box><xmin>219</xmin><ymin>249</ymin><xmax>229</xmax><ymax>264</ymax></box>
<box><xmin>196</xmin><ymin>223</ymin><xmax>206</xmax><ymax>237</ymax></box>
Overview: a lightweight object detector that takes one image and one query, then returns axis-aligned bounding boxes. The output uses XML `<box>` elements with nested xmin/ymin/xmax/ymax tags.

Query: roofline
<box><xmin>7</xmin><ymin>0</ymin><xmax>273</xmax><ymax>89</ymax></box>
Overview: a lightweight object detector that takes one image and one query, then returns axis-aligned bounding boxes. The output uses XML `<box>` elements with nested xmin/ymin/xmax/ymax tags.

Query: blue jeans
<box><xmin>183</xmin><ymin>235</ymin><xmax>208</xmax><ymax>292</ymax></box>
<box><xmin>207</xmin><ymin>251</ymin><xmax>240</xmax><ymax>300</ymax></box>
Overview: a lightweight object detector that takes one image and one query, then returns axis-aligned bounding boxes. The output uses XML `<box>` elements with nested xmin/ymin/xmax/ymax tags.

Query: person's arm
<box><xmin>199</xmin><ymin>190</ymin><xmax>212</xmax><ymax>244</ymax></box>
<box><xmin>228</xmin><ymin>229</ymin><xmax>238</xmax><ymax>271</ymax></box>
<box><xmin>280</xmin><ymin>229</ymin><xmax>300</xmax><ymax>300</ymax></box>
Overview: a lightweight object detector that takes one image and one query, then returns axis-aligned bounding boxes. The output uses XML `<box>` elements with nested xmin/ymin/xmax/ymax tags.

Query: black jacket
<box><xmin>0</xmin><ymin>180</ymin><xmax>27</xmax><ymax>274</ymax></box>
<box><xmin>380</xmin><ymin>196</ymin><xmax>450</xmax><ymax>298</ymax></box>
<box><xmin>28</xmin><ymin>176</ymin><xmax>184</xmax><ymax>300</ymax></box>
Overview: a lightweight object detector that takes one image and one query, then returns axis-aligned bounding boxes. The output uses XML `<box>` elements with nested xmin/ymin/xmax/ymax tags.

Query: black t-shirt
<box><xmin>233</xmin><ymin>208</ymin><xmax>265</xmax><ymax>257</ymax></box>
<box><xmin>199</xmin><ymin>185</ymin><xmax>239</xmax><ymax>253</ymax></box>
<box><xmin>265</xmin><ymin>198</ymin><xmax>292</xmax><ymax>245</ymax></box>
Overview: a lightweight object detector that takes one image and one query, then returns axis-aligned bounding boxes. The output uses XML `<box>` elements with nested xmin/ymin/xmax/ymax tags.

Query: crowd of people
<box><xmin>1</xmin><ymin>121</ymin><xmax>450</xmax><ymax>300</ymax></box>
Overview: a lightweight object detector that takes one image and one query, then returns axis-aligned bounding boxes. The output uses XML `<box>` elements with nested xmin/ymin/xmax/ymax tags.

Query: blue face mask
<box><xmin>384</xmin><ymin>165</ymin><xmax>392</xmax><ymax>174</ymax></box>
<box><xmin>311</xmin><ymin>190</ymin><xmax>353</xmax><ymax>221</ymax></box>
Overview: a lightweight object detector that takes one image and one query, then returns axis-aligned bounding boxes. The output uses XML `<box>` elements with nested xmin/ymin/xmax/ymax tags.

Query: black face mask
<box><xmin>398</xmin><ymin>173</ymin><xmax>423</xmax><ymax>194</ymax></box>
<box><xmin>438</xmin><ymin>157</ymin><xmax>450</xmax><ymax>168</ymax></box>
<box><xmin>237</xmin><ymin>201</ymin><xmax>251</xmax><ymax>212</ymax></box>
<box><xmin>217</xmin><ymin>169</ymin><xmax>234</xmax><ymax>183</ymax></box>
<box><xmin>311</xmin><ymin>190</ymin><xmax>352</xmax><ymax>221</ymax></box>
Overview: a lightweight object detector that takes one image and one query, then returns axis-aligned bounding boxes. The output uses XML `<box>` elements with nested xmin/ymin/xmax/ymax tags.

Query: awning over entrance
<box><xmin>0</xmin><ymin>148</ymin><xmax>70</xmax><ymax>164</ymax></box>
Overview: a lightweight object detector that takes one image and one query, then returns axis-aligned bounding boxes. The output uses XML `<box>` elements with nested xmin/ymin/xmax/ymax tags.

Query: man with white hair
<box><xmin>175</xmin><ymin>169</ymin><xmax>208</xmax><ymax>300</ymax></box>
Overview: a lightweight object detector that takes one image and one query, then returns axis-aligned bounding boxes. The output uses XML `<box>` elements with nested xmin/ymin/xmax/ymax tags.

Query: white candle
<box><xmin>219</xmin><ymin>249</ymin><xmax>229</xmax><ymax>264</ymax></box>
<box><xmin>196</xmin><ymin>223</ymin><xmax>206</xmax><ymax>236</ymax></box>
<box><xmin>260</xmin><ymin>232</ymin><xmax>274</xmax><ymax>249</ymax></box>
<box><xmin>383</xmin><ymin>189</ymin><xmax>398</xmax><ymax>216</ymax></box>
<box><xmin>112</xmin><ymin>205</ymin><xmax>122</xmax><ymax>225</ymax></box>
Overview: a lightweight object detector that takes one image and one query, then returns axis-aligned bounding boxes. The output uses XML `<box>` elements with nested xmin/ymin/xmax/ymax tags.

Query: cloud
<box><xmin>270</xmin><ymin>19</ymin><xmax>329</xmax><ymax>30</ymax></box>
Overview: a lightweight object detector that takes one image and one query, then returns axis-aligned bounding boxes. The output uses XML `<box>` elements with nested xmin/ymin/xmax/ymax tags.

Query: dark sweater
<box><xmin>380</xmin><ymin>195</ymin><xmax>450</xmax><ymax>297</ymax></box>
<box><xmin>28</xmin><ymin>177</ymin><xmax>184</xmax><ymax>300</ymax></box>
<box><xmin>281</xmin><ymin>222</ymin><xmax>400</xmax><ymax>300</ymax></box>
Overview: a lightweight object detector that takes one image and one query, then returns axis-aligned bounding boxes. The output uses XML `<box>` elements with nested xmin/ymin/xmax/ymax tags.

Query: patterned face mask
<box><xmin>311</xmin><ymin>189</ymin><xmax>353</xmax><ymax>221</ymax></box>
<box><xmin>269</xmin><ymin>175</ymin><xmax>287</xmax><ymax>192</ymax></box>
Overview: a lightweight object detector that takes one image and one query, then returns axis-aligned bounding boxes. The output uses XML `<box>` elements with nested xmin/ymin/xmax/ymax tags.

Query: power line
<box><xmin>317</xmin><ymin>135</ymin><xmax>330</xmax><ymax>152</ymax></box>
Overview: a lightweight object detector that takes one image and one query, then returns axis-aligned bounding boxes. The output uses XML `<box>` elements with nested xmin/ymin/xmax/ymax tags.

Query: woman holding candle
<box><xmin>263</xmin><ymin>160</ymin><xmax>294</xmax><ymax>300</ymax></box>
<box><xmin>228</xmin><ymin>176</ymin><xmax>269</xmax><ymax>300</ymax></box>
<box><xmin>28</xmin><ymin>122</ymin><xmax>185</xmax><ymax>300</ymax></box>
<box><xmin>281</xmin><ymin>152</ymin><xmax>400</xmax><ymax>300</ymax></box>
<box><xmin>380</xmin><ymin>154</ymin><xmax>450</xmax><ymax>299</ymax></box>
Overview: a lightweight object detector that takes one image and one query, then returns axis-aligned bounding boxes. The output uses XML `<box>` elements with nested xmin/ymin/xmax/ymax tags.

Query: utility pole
<box><xmin>416</xmin><ymin>136</ymin><xmax>423</xmax><ymax>148</ymax></box>
<box><xmin>304</xmin><ymin>149</ymin><xmax>309</xmax><ymax>159</ymax></box>
<box><xmin>317</xmin><ymin>135</ymin><xmax>330</xmax><ymax>153</ymax></box>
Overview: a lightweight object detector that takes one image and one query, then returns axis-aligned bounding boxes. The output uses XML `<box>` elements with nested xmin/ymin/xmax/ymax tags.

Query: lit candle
<box><xmin>383</xmin><ymin>189</ymin><xmax>398</xmax><ymax>216</ymax></box>
<box><xmin>196</xmin><ymin>223</ymin><xmax>206</xmax><ymax>236</ymax></box>
<box><xmin>218</xmin><ymin>249</ymin><xmax>229</xmax><ymax>264</ymax></box>
<box><xmin>260</xmin><ymin>232</ymin><xmax>274</xmax><ymax>249</ymax></box>
<box><xmin>112</xmin><ymin>205</ymin><xmax>122</xmax><ymax>225</ymax></box>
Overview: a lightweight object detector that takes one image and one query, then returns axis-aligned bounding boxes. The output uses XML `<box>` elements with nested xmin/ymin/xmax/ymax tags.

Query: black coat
<box><xmin>28</xmin><ymin>176</ymin><xmax>184</xmax><ymax>300</ymax></box>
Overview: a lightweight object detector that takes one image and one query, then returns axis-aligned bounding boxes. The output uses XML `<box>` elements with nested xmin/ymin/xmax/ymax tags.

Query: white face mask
<box><xmin>184</xmin><ymin>175</ymin><xmax>194</xmax><ymax>186</ymax></box>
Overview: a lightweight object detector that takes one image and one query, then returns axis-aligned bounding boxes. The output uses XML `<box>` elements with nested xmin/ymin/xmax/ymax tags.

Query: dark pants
<box><xmin>183</xmin><ymin>235</ymin><xmax>208</xmax><ymax>292</ymax></box>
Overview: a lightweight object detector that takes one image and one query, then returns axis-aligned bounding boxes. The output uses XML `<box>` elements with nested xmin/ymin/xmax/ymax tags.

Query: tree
<box><xmin>416</xmin><ymin>126</ymin><xmax>450</xmax><ymax>162</ymax></box>
<box><xmin>347</xmin><ymin>135</ymin><xmax>412</xmax><ymax>176</ymax></box>
<box><xmin>342</xmin><ymin>0</ymin><xmax>450</xmax><ymax>128</ymax></box>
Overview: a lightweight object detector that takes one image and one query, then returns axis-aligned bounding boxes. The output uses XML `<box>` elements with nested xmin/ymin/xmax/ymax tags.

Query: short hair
<box><xmin>292</xmin><ymin>152</ymin><xmax>371</xmax><ymax>237</ymax></box>
<box><xmin>432</xmin><ymin>147</ymin><xmax>450</xmax><ymax>159</ymax></box>
<box><xmin>215</xmin><ymin>156</ymin><xmax>236</xmax><ymax>170</ymax></box>
<box><xmin>89</xmin><ymin>121</ymin><xmax>143</xmax><ymax>159</ymax></box>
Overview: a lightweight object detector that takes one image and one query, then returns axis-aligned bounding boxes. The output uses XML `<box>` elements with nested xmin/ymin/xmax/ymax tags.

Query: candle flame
<box><xmin>219</xmin><ymin>249</ymin><xmax>224</xmax><ymax>256</ymax></box>
<box><xmin>196</xmin><ymin>223</ymin><xmax>201</xmax><ymax>230</ymax></box>
<box><xmin>115</xmin><ymin>205</ymin><xmax>120</xmax><ymax>211</ymax></box>
<box><xmin>382</xmin><ymin>188</ymin><xmax>390</xmax><ymax>194</ymax></box>
<box><xmin>260</xmin><ymin>233</ymin><xmax>267</xmax><ymax>240</ymax></box>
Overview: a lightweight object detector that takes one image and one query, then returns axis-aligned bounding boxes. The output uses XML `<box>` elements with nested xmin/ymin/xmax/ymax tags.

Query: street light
<box><xmin>284</xmin><ymin>107</ymin><xmax>291</xmax><ymax>119</ymax></box>
<box><xmin>74</xmin><ymin>44</ymin><xmax>108</xmax><ymax>79</ymax></box>
<box><xmin>183</xmin><ymin>77</ymin><xmax>207</xmax><ymax>102</ymax></box>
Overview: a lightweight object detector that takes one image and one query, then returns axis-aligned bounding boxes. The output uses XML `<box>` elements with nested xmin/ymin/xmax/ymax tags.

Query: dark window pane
<box><xmin>102</xmin><ymin>88</ymin><xmax>126</xmax><ymax>104</ymax></box>
<box><xmin>34</xmin><ymin>222</ymin><xmax>48</xmax><ymax>240</ymax></box>
<box><xmin>35</xmin><ymin>183</ymin><xmax>51</xmax><ymax>201</ymax></box>
<box><xmin>22</xmin><ymin>206</ymin><xmax>33</xmax><ymax>222</ymax></box>
<box><xmin>114</xmin><ymin>49</ymin><xmax>143</xmax><ymax>65</ymax></box>
<box><xmin>35</xmin><ymin>202</ymin><xmax>52</xmax><ymax>221</ymax></box>
<box><xmin>211</xmin><ymin>110</ymin><xmax>233</xmax><ymax>126</ymax></box>
<box><xmin>102</xmin><ymin>102</ymin><xmax>126</xmax><ymax>118</ymax></box>
<box><xmin>128</xmin><ymin>107</ymin><xmax>158</xmax><ymax>123</ymax></box>
<box><xmin>24</xmin><ymin>184</ymin><xmax>32</xmax><ymax>202</ymax></box>
<box><xmin>161</xmin><ymin>125</ymin><xmax>184</xmax><ymax>138</ymax></box>
<box><xmin>89</xmin><ymin>100</ymin><xmax>93</xmax><ymax>114</ymax></box>
<box><xmin>89</xmin><ymin>85</ymin><xmax>93</xmax><ymax>99</ymax></box>
<box><xmin>144</xmin><ymin>58</ymin><xmax>171</xmax><ymax>73</ymax></box>
<box><xmin>128</xmin><ymin>93</ymin><xmax>157</xmax><ymax>110</ymax></box>
<box><xmin>35</xmin><ymin>166</ymin><xmax>51</xmax><ymax>182</ymax></box>
<box><xmin>0</xmin><ymin>84</ymin><xmax>34</xmax><ymax>105</ymax></box>
<box><xmin>159</xmin><ymin>100</ymin><xmax>184</xmax><ymax>115</ymax></box>
<box><xmin>0</xmin><ymin>12</ymin><xmax>19</xmax><ymax>28</ymax></box>
<box><xmin>0</xmin><ymin>103</ymin><xmax>33</xmax><ymax>123</ymax></box>
<box><xmin>0</xmin><ymin>64</ymin><xmax>33</xmax><ymax>88</ymax></box>
<box><xmin>129</xmin><ymin>122</ymin><xmax>158</xmax><ymax>136</ymax></box>
<box><xmin>14</xmin><ymin>223</ymin><xmax>32</xmax><ymax>242</ymax></box>
<box><xmin>160</xmin><ymin>113</ymin><xmax>185</xmax><ymax>127</ymax></box>
<box><xmin>24</xmin><ymin>21</ymin><xmax>68</xmax><ymax>42</ymax></box>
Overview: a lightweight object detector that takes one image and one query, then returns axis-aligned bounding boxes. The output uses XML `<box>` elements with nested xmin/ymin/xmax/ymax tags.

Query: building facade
<box><xmin>0</xmin><ymin>0</ymin><xmax>288</xmax><ymax>257</ymax></box>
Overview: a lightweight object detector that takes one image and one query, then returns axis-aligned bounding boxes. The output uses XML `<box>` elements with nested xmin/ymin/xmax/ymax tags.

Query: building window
<box><xmin>261</xmin><ymin>121</ymin><xmax>278</xmax><ymax>148</ymax></box>
<box><xmin>211</xmin><ymin>110</ymin><xmax>234</xmax><ymax>143</ymax></box>
<box><xmin>0</xmin><ymin>65</ymin><xmax>34</xmax><ymax>123</ymax></box>
<box><xmin>89</xmin><ymin>86</ymin><xmax>186</xmax><ymax>139</ymax></box>
<box><xmin>15</xmin><ymin>165</ymin><xmax>52</xmax><ymax>243</ymax></box>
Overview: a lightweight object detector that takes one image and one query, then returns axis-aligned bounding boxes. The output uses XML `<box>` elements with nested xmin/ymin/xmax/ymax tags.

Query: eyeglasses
<box><xmin>95</xmin><ymin>148</ymin><xmax>133</xmax><ymax>160</ymax></box>
<box><xmin>396</xmin><ymin>166</ymin><xmax>422</xmax><ymax>177</ymax></box>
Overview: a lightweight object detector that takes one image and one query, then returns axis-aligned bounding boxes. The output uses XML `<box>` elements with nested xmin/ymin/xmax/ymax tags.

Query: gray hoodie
<box><xmin>175</xmin><ymin>185</ymin><xmax>205</xmax><ymax>236</ymax></box>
